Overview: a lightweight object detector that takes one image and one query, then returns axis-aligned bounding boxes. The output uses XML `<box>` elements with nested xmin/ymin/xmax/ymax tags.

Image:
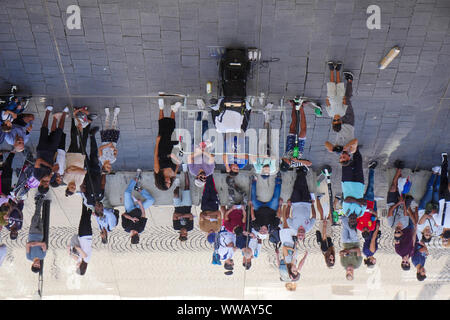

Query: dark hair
<box><xmin>401</xmin><ymin>262</ymin><xmax>410</xmax><ymax>271</ymax></box>
<box><xmin>234</xmin><ymin>226</ymin><xmax>243</xmax><ymax>236</ymax></box>
<box><xmin>65</xmin><ymin>189</ymin><xmax>74</xmax><ymax>197</ymax></box>
<box><xmin>179</xmin><ymin>234</ymin><xmax>188</xmax><ymax>241</ymax></box>
<box><xmin>78</xmin><ymin>261</ymin><xmax>88</xmax><ymax>275</ymax></box>
<box><xmin>154</xmin><ymin>171</ymin><xmax>169</xmax><ymax>191</ymax></box>
<box><xmin>224</xmin><ymin>261</ymin><xmax>234</xmax><ymax>271</ymax></box>
<box><xmin>228</xmin><ymin>170</ymin><xmax>238</xmax><ymax>177</ymax></box>
<box><xmin>101</xmin><ymin>232</ymin><xmax>108</xmax><ymax>244</ymax></box>
<box><xmin>417</xmin><ymin>272</ymin><xmax>426</xmax><ymax>281</ymax></box>
<box><xmin>362</xmin><ymin>230</ymin><xmax>370</xmax><ymax>240</ymax></box>
<box><xmin>131</xmin><ymin>233</ymin><xmax>140</xmax><ymax>244</ymax></box>
<box><xmin>243</xmin><ymin>261</ymin><xmax>251</xmax><ymax>270</ymax></box>
<box><xmin>31</xmin><ymin>264</ymin><xmax>40</xmax><ymax>273</ymax></box>
<box><xmin>442</xmin><ymin>230</ymin><xmax>450</xmax><ymax>239</ymax></box>
<box><xmin>348</xmin><ymin>213</ymin><xmax>357</xmax><ymax>230</ymax></box>
<box><xmin>280</xmin><ymin>160</ymin><xmax>290</xmax><ymax>172</ymax></box>
<box><xmin>364</xmin><ymin>258</ymin><xmax>375</xmax><ymax>268</ymax></box>
<box><xmin>9</xmin><ymin>227</ymin><xmax>18</xmax><ymax>240</ymax></box>
<box><xmin>332</xmin><ymin>122</ymin><xmax>342</xmax><ymax>132</ymax></box>
<box><xmin>340</xmin><ymin>160</ymin><xmax>351</xmax><ymax>167</ymax></box>
<box><xmin>421</xmin><ymin>234</ymin><xmax>432</xmax><ymax>243</ymax></box>
<box><xmin>37</xmin><ymin>186</ymin><xmax>49</xmax><ymax>194</ymax></box>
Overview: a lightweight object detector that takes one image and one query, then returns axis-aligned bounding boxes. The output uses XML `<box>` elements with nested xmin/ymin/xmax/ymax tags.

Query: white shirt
<box><xmin>279</xmin><ymin>227</ymin><xmax>297</xmax><ymax>248</ymax></box>
<box><xmin>217</xmin><ymin>229</ymin><xmax>236</xmax><ymax>260</ymax></box>
<box><xmin>70</xmin><ymin>234</ymin><xmax>92</xmax><ymax>263</ymax></box>
<box><xmin>248</xmin><ymin>230</ymin><xmax>261</xmax><ymax>258</ymax></box>
<box><xmin>215</xmin><ymin>109</ymin><xmax>244</xmax><ymax>133</ymax></box>
<box><xmin>287</xmin><ymin>202</ymin><xmax>315</xmax><ymax>232</ymax></box>
<box><xmin>56</xmin><ymin>149</ymin><xmax>66</xmax><ymax>176</ymax></box>
<box><xmin>417</xmin><ymin>209</ymin><xmax>444</xmax><ymax>236</ymax></box>
<box><xmin>96</xmin><ymin>208</ymin><xmax>117</xmax><ymax>232</ymax></box>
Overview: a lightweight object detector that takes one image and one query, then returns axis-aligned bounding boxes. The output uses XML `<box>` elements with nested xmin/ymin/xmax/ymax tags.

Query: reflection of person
<box><xmin>200</xmin><ymin>175</ymin><xmax>222</xmax><ymax>243</ymax></box>
<box><xmin>64</xmin><ymin>119</ymin><xmax>88</xmax><ymax>196</ymax></box>
<box><xmin>188</xmin><ymin>146</ymin><xmax>215</xmax><ymax>189</ymax></box>
<box><xmin>412</xmin><ymin>240</ymin><xmax>428</xmax><ymax>281</ymax></box>
<box><xmin>173</xmin><ymin>169</ymin><xmax>193</xmax><ymax>241</ymax></box>
<box><xmin>94</xmin><ymin>208</ymin><xmax>118</xmax><ymax>244</ymax></box>
<box><xmin>217</xmin><ymin>227</ymin><xmax>237</xmax><ymax>275</ymax></box>
<box><xmin>26</xmin><ymin>198</ymin><xmax>47</xmax><ymax>274</ymax></box>
<box><xmin>394</xmin><ymin>213</ymin><xmax>417</xmax><ymax>271</ymax></box>
<box><xmin>69</xmin><ymin>204</ymin><xmax>93</xmax><ymax>276</ymax></box>
<box><xmin>121</xmin><ymin>171</ymin><xmax>153</xmax><ymax>244</ymax></box>
<box><xmin>433</xmin><ymin>153</ymin><xmax>450</xmax><ymax>247</ymax></box>
<box><xmin>315</xmin><ymin>198</ymin><xmax>335</xmax><ymax>268</ymax></box>
<box><xmin>154</xmin><ymin>102</ymin><xmax>180</xmax><ymax>190</ymax></box>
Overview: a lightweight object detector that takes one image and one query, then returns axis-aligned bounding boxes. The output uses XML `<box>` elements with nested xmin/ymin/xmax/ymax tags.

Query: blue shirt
<box><xmin>26</xmin><ymin>234</ymin><xmax>46</xmax><ymax>261</ymax></box>
<box><xmin>411</xmin><ymin>243</ymin><xmax>427</xmax><ymax>267</ymax></box>
<box><xmin>96</xmin><ymin>208</ymin><xmax>118</xmax><ymax>232</ymax></box>
<box><xmin>4</xmin><ymin>124</ymin><xmax>30</xmax><ymax>145</ymax></box>
<box><xmin>342</xmin><ymin>181</ymin><xmax>367</xmax><ymax>217</ymax></box>
<box><xmin>362</xmin><ymin>231</ymin><xmax>378</xmax><ymax>257</ymax></box>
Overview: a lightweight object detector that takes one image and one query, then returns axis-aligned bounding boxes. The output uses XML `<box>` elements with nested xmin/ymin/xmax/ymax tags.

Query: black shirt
<box><xmin>174</xmin><ymin>206</ymin><xmax>192</xmax><ymax>214</ymax></box>
<box><xmin>251</xmin><ymin>207</ymin><xmax>280</xmax><ymax>231</ymax></box>
<box><xmin>122</xmin><ymin>208</ymin><xmax>147</xmax><ymax>233</ymax></box>
<box><xmin>82</xmin><ymin>171</ymin><xmax>104</xmax><ymax>206</ymax></box>
<box><xmin>173</xmin><ymin>215</ymin><xmax>194</xmax><ymax>231</ymax></box>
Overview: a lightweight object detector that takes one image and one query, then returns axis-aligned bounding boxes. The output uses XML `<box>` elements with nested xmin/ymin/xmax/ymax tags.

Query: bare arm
<box><xmin>324</xmin><ymin>141</ymin><xmax>334</xmax><ymax>153</ymax></box>
<box><xmin>369</xmin><ymin>224</ymin><xmax>380</xmax><ymax>253</ymax></box>
<box><xmin>296</xmin><ymin>251</ymin><xmax>308</xmax><ymax>272</ymax></box>
<box><xmin>310</xmin><ymin>201</ymin><xmax>316</xmax><ymax>220</ymax></box>
<box><xmin>343</xmin><ymin>138</ymin><xmax>358</xmax><ymax>153</ymax></box>
<box><xmin>154</xmin><ymin>136</ymin><xmax>160</xmax><ymax>173</ymax></box>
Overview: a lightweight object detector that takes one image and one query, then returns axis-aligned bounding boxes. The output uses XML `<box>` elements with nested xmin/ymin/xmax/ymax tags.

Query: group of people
<box><xmin>0</xmin><ymin>61</ymin><xmax>448</xmax><ymax>291</ymax></box>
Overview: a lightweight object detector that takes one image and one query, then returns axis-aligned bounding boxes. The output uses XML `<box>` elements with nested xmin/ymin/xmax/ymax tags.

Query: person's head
<box><xmin>50</xmin><ymin>173</ymin><xmax>63</xmax><ymax>188</ymax></box>
<box><xmin>207</xmin><ymin>231</ymin><xmax>216</xmax><ymax>244</ymax></box>
<box><xmin>332</xmin><ymin>115</ymin><xmax>342</xmax><ymax>132</ymax></box>
<box><xmin>100</xmin><ymin>228</ymin><xmax>108</xmax><ymax>244</ymax></box>
<box><xmin>179</xmin><ymin>227</ymin><xmax>188</xmax><ymax>241</ymax></box>
<box><xmin>229</xmin><ymin>164</ymin><xmax>239</xmax><ymax>175</ymax></box>
<box><xmin>37</xmin><ymin>185</ymin><xmax>49</xmax><ymax>195</ymax></box>
<box><xmin>261</xmin><ymin>164</ymin><xmax>271</xmax><ymax>176</ymax></box>
<box><xmin>416</xmin><ymin>266</ymin><xmax>426</xmax><ymax>281</ymax></box>
<box><xmin>9</xmin><ymin>225</ymin><xmax>18</xmax><ymax>240</ymax></box>
<box><xmin>346</xmin><ymin>265</ymin><xmax>354</xmax><ymax>280</ymax></box>
<box><xmin>1</xmin><ymin>121</ymin><xmax>12</xmax><ymax>133</ymax></box>
<box><xmin>258</xmin><ymin>225</ymin><xmax>268</xmax><ymax>235</ymax></box>
<box><xmin>39</xmin><ymin>174</ymin><xmax>51</xmax><ymax>190</ymax></box>
<box><xmin>76</xmin><ymin>260</ymin><xmax>88</xmax><ymax>276</ymax></box>
<box><xmin>297</xmin><ymin>226</ymin><xmax>306</xmax><ymax>241</ymax></box>
<box><xmin>130</xmin><ymin>230</ymin><xmax>140</xmax><ymax>244</ymax></box>
<box><xmin>280</xmin><ymin>160</ymin><xmax>290</xmax><ymax>172</ymax></box>
<box><xmin>65</xmin><ymin>181</ymin><xmax>76</xmax><ymax>197</ymax></box>
<box><xmin>339</xmin><ymin>151</ymin><xmax>351</xmax><ymax>165</ymax></box>
<box><xmin>324</xmin><ymin>247</ymin><xmax>335</xmax><ymax>268</ymax></box>
<box><xmin>361</xmin><ymin>228</ymin><xmax>370</xmax><ymax>241</ymax></box>
<box><xmin>13</xmin><ymin>135</ymin><xmax>24</xmax><ymax>152</ymax></box>
<box><xmin>285</xmin><ymin>282</ymin><xmax>297</xmax><ymax>291</ymax></box>
<box><xmin>287</xmin><ymin>263</ymin><xmax>300</xmax><ymax>281</ymax></box>
<box><xmin>425</xmin><ymin>202</ymin><xmax>438</xmax><ymax>215</ymax></box>
<box><xmin>31</xmin><ymin>258</ymin><xmax>41</xmax><ymax>273</ymax></box>
<box><xmin>348</xmin><ymin>213</ymin><xmax>357</xmax><ymax>230</ymax></box>
<box><xmin>224</xmin><ymin>259</ymin><xmax>234</xmax><ymax>271</ymax></box>
<box><xmin>242</xmin><ymin>247</ymin><xmax>253</xmax><ymax>270</ymax></box>
<box><xmin>233</xmin><ymin>225</ymin><xmax>243</xmax><ymax>236</ymax></box>
<box><xmin>421</xmin><ymin>227</ymin><xmax>432</xmax><ymax>243</ymax></box>
<box><xmin>401</xmin><ymin>256</ymin><xmax>410</xmax><ymax>271</ymax></box>
<box><xmin>154</xmin><ymin>170</ymin><xmax>174</xmax><ymax>190</ymax></box>
<box><xmin>364</xmin><ymin>256</ymin><xmax>377</xmax><ymax>268</ymax></box>
<box><xmin>441</xmin><ymin>230</ymin><xmax>450</xmax><ymax>247</ymax></box>
<box><xmin>94</xmin><ymin>201</ymin><xmax>104</xmax><ymax>216</ymax></box>
<box><xmin>195</xmin><ymin>171</ymin><xmax>206</xmax><ymax>188</ymax></box>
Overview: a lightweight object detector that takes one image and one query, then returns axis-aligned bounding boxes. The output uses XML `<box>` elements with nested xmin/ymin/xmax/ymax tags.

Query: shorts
<box><xmin>173</xmin><ymin>190</ymin><xmax>192</xmax><ymax>207</ymax></box>
<box><xmin>12</xmin><ymin>114</ymin><xmax>28</xmax><ymax>127</ymax></box>
<box><xmin>37</xmin><ymin>127</ymin><xmax>63</xmax><ymax>153</ymax></box>
<box><xmin>327</xmin><ymin>82</ymin><xmax>345</xmax><ymax>98</ymax></box>
<box><xmin>285</xmin><ymin>134</ymin><xmax>306</xmax><ymax>157</ymax></box>
<box><xmin>158</xmin><ymin>118</ymin><xmax>175</xmax><ymax>137</ymax></box>
<box><xmin>387</xmin><ymin>191</ymin><xmax>399</xmax><ymax>206</ymax></box>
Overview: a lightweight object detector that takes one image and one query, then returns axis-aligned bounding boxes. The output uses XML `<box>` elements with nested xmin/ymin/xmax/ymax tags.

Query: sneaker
<box><xmin>135</xmin><ymin>168</ymin><xmax>142</xmax><ymax>181</ymax></box>
<box><xmin>343</xmin><ymin>71</ymin><xmax>354</xmax><ymax>81</ymax></box>
<box><xmin>46</xmin><ymin>105</ymin><xmax>53</xmax><ymax>112</ymax></box>
<box><xmin>432</xmin><ymin>166</ymin><xmax>441</xmax><ymax>174</ymax></box>
<box><xmin>158</xmin><ymin>98</ymin><xmax>165</xmax><ymax>110</ymax></box>
<box><xmin>327</xmin><ymin>61</ymin><xmax>334</xmax><ymax>71</ymax></box>
<box><xmin>335</xmin><ymin>61</ymin><xmax>343</xmax><ymax>71</ymax></box>
<box><xmin>171</xmin><ymin>102</ymin><xmax>182</xmax><ymax>113</ymax></box>
<box><xmin>113</xmin><ymin>107</ymin><xmax>120</xmax><ymax>116</ymax></box>
<box><xmin>182</xmin><ymin>163</ymin><xmax>188</xmax><ymax>172</ymax></box>
<box><xmin>368</xmin><ymin>160</ymin><xmax>378</xmax><ymax>169</ymax></box>
<box><xmin>104</xmin><ymin>107</ymin><xmax>110</xmax><ymax>115</ymax></box>
<box><xmin>10</xmin><ymin>85</ymin><xmax>17</xmax><ymax>94</ymax></box>
<box><xmin>393</xmin><ymin>160</ymin><xmax>404</xmax><ymax>169</ymax></box>
<box><xmin>63</xmin><ymin>106</ymin><xmax>69</xmax><ymax>113</ymax></box>
<box><xmin>442</xmin><ymin>152</ymin><xmax>448</xmax><ymax>164</ymax></box>
<box><xmin>89</xmin><ymin>126</ymin><xmax>99</xmax><ymax>136</ymax></box>
<box><xmin>374</xmin><ymin>196</ymin><xmax>384</xmax><ymax>201</ymax></box>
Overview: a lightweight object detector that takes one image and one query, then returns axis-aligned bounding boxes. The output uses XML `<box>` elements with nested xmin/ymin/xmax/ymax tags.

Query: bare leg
<box><xmin>298</xmin><ymin>106</ymin><xmax>306</xmax><ymax>138</ymax></box>
<box><xmin>336</xmin><ymin>71</ymin><xmax>341</xmax><ymax>83</ymax></box>
<box><xmin>184</xmin><ymin>171</ymin><xmax>190</xmax><ymax>190</ymax></box>
<box><xmin>289</xmin><ymin>103</ymin><xmax>298</xmax><ymax>134</ymax></box>
<box><xmin>58</xmin><ymin>111</ymin><xmax>67</xmax><ymax>129</ymax></box>
<box><xmin>330</xmin><ymin>69</ymin><xmax>335</xmax><ymax>83</ymax></box>
<box><xmin>42</xmin><ymin>110</ymin><xmax>51</xmax><ymax>128</ymax></box>
<box><xmin>50</xmin><ymin>117</ymin><xmax>57</xmax><ymax>132</ymax></box>
<box><xmin>389</xmin><ymin>169</ymin><xmax>402</xmax><ymax>192</ymax></box>
<box><xmin>316</xmin><ymin>198</ymin><xmax>324</xmax><ymax>220</ymax></box>
<box><xmin>170</xmin><ymin>111</ymin><xmax>175</xmax><ymax>119</ymax></box>
<box><xmin>104</xmin><ymin>110</ymin><xmax>110</xmax><ymax>129</ymax></box>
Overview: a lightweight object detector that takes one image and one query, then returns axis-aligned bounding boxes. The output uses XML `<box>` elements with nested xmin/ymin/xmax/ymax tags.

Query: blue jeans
<box><xmin>251</xmin><ymin>178</ymin><xmax>281</xmax><ymax>211</ymax></box>
<box><xmin>124</xmin><ymin>180</ymin><xmax>154</xmax><ymax>212</ymax></box>
<box><xmin>419</xmin><ymin>173</ymin><xmax>440</xmax><ymax>210</ymax></box>
<box><xmin>363</xmin><ymin>168</ymin><xmax>377</xmax><ymax>212</ymax></box>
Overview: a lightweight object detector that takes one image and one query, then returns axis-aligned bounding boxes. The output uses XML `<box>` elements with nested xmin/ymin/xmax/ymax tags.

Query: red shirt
<box><xmin>357</xmin><ymin>203</ymin><xmax>376</xmax><ymax>231</ymax></box>
<box><xmin>223</xmin><ymin>209</ymin><xmax>245</xmax><ymax>233</ymax></box>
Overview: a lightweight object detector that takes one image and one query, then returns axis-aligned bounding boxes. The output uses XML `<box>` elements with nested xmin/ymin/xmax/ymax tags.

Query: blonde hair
<box><xmin>285</xmin><ymin>282</ymin><xmax>297</xmax><ymax>291</ymax></box>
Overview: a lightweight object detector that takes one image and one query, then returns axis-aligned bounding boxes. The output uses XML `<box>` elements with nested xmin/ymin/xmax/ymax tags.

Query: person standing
<box><xmin>199</xmin><ymin>175</ymin><xmax>222</xmax><ymax>243</ymax></box>
<box><xmin>99</xmin><ymin>107</ymin><xmax>120</xmax><ymax>174</ymax></box>
<box><xmin>340</xmin><ymin>214</ymin><xmax>362</xmax><ymax>281</ymax></box>
<box><xmin>69</xmin><ymin>204</ymin><xmax>93</xmax><ymax>276</ymax></box>
<box><xmin>26</xmin><ymin>197</ymin><xmax>47</xmax><ymax>274</ymax></box>
<box><xmin>173</xmin><ymin>167</ymin><xmax>194</xmax><ymax>241</ymax></box>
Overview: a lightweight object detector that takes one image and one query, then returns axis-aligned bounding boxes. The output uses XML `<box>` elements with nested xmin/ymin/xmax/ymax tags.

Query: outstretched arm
<box><xmin>296</xmin><ymin>251</ymin><xmax>308</xmax><ymax>272</ymax></box>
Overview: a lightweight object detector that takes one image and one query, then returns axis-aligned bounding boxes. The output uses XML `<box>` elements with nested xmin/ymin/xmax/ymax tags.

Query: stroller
<box><xmin>211</xmin><ymin>48</ymin><xmax>251</xmax><ymax>133</ymax></box>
